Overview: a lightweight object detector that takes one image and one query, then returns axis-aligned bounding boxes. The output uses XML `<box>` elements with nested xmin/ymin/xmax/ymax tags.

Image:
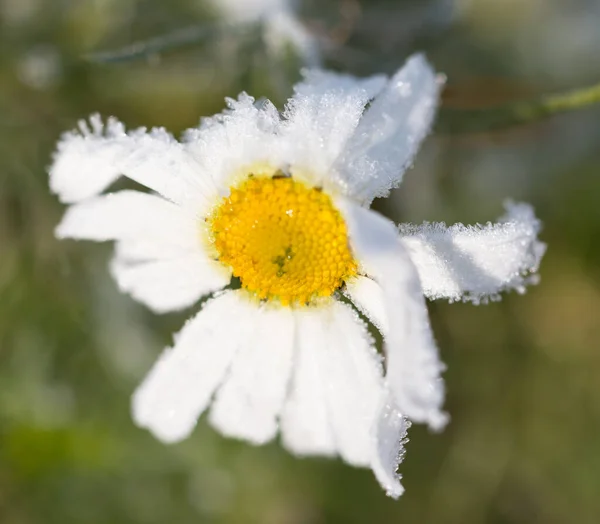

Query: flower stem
<box><xmin>436</xmin><ymin>80</ymin><xmax>600</xmax><ymax>134</ymax></box>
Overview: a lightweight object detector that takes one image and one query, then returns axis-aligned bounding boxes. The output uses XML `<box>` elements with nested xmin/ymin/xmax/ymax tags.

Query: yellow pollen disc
<box><xmin>208</xmin><ymin>175</ymin><xmax>357</xmax><ymax>306</ymax></box>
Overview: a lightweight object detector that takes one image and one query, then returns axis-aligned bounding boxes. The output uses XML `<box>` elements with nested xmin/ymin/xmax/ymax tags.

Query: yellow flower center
<box><xmin>208</xmin><ymin>173</ymin><xmax>357</xmax><ymax>306</ymax></box>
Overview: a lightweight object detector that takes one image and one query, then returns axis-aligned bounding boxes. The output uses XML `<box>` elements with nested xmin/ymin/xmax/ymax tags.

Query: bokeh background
<box><xmin>1</xmin><ymin>0</ymin><xmax>600</xmax><ymax>523</ymax></box>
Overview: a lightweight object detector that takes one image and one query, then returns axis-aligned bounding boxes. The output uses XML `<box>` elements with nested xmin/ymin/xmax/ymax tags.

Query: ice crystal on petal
<box><xmin>399</xmin><ymin>201</ymin><xmax>546</xmax><ymax>303</ymax></box>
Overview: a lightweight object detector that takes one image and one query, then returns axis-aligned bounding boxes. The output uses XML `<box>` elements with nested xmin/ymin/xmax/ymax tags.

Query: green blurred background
<box><xmin>1</xmin><ymin>0</ymin><xmax>600</xmax><ymax>522</ymax></box>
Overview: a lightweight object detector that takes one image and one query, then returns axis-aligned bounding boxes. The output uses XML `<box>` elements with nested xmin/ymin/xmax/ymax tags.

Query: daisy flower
<box><xmin>50</xmin><ymin>54</ymin><xmax>545</xmax><ymax>498</ymax></box>
<box><xmin>208</xmin><ymin>0</ymin><xmax>321</xmax><ymax>67</ymax></box>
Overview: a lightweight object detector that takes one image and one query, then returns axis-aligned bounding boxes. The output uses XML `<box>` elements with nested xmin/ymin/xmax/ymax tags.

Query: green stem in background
<box><xmin>85</xmin><ymin>24</ymin><xmax>247</xmax><ymax>64</ymax></box>
<box><xmin>436</xmin><ymin>81</ymin><xmax>600</xmax><ymax>134</ymax></box>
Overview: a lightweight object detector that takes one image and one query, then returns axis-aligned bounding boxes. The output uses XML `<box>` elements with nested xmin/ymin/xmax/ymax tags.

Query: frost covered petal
<box><xmin>333</xmin><ymin>54</ymin><xmax>441</xmax><ymax>204</ymax></box>
<box><xmin>56</xmin><ymin>190</ymin><xmax>230</xmax><ymax>312</ymax></box>
<box><xmin>343</xmin><ymin>276</ymin><xmax>389</xmax><ymax>335</ymax></box>
<box><xmin>338</xmin><ymin>198</ymin><xmax>447</xmax><ymax>430</ymax></box>
<box><xmin>183</xmin><ymin>94</ymin><xmax>282</xmax><ymax>192</ymax></box>
<box><xmin>320</xmin><ymin>301</ymin><xmax>385</xmax><ymax>467</ymax></box>
<box><xmin>50</xmin><ymin>115</ymin><xmax>214</xmax><ymax>210</ymax></box>
<box><xmin>209</xmin><ymin>305</ymin><xmax>295</xmax><ymax>444</ymax></box>
<box><xmin>55</xmin><ymin>191</ymin><xmax>198</xmax><ymax>251</ymax></box>
<box><xmin>280</xmin><ymin>70</ymin><xmax>387</xmax><ymax>187</ymax></box>
<box><xmin>110</xmin><ymin>254</ymin><xmax>229</xmax><ymax>314</ymax></box>
<box><xmin>280</xmin><ymin>301</ymin><xmax>385</xmax><ymax>460</ymax></box>
<box><xmin>371</xmin><ymin>396</ymin><xmax>410</xmax><ymax>499</ymax></box>
<box><xmin>400</xmin><ymin>202</ymin><xmax>546</xmax><ymax>303</ymax></box>
<box><xmin>50</xmin><ymin>115</ymin><xmax>128</xmax><ymax>203</ymax></box>
<box><xmin>280</xmin><ymin>306</ymin><xmax>337</xmax><ymax>456</ymax></box>
<box><xmin>131</xmin><ymin>291</ymin><xmax>251</xmax><ymax>443</ymax></box>
<box><xmin>281</xmin><ymin>302</ymin><xmax>408</xmax><ymax>493</ymax></box>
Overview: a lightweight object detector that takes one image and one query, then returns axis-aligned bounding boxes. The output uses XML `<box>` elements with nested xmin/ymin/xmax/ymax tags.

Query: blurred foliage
<box><xmin>1</xmin><ymin>0</ymin><xmax>600</xmax><ymax>523</ymax></box>
<box><xmin>437</xmin><ymin>80</ymin><xmax>600</xmax><ymax>134</ymax></box>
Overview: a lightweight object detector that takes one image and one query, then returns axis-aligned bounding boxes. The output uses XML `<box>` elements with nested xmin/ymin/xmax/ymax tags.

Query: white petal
<box><xmin>280</xmin><ymin>306</ymin><xmax>337</xmax><ymax>457</ymax></box>
<box><xmin>50</xmin><ymin>115</ymin><xmax>214</xmax><ymax>209</ymax></box>
<box><xmin>183</xmin><ymin>94</ymin><xmax>282</xmax><ymax>193</ymax></box>
<box><xmin>338</xmin><ymin>198</ymin><xmax>447</xmax><ymax>430</ymax></box>
<box><xmin>132</xmin><ymin>291</ymin><xmax>251</xmax><ymax>443</ymax></box>
<box><xmin>110</xmin><ymin>254</ymin><xmax>230</xmax><ymax>313</ymax></box>
<box><xmin>55</xmin><ymin>190</ymin><xmax>198</xmax><ymax>254</ymax></box>
<box><xmin>280</xmin><ymin>70</ymin><xmax>387</xmax><ymax>187</ymax></box>
<box><xmin>209</xmin><ymin>306</ymin><xmax>295</xmax><ymax>444</ymax></box>
<box><xmin>400</xmin><ymin>201</ymin><xmax>546</xmax><ymax>303</ymax></box>
<box><xmin>323</xmin><ymin>301</ymin><xmax>385</xmax><ymax>467</ymax></box>
<box><xmin>56</xmin><ymin>190</ymin><xmax>230</xmax><ymax>312</ymax></box>
<box><xmin>371</xmin><ymin>396</ymin><xmax>410</xmax><ymax>499</ymax></box>
<box><xmin>344</xmin><ymin>276</ymin><xmax>389</xmax><ymax>335</ymax></box>
<box><xmin>49</xmin><ymin>115</ymin><xmax>127</xmax><ymax>203</ymax></box>
<box><xmin>333</xmin><ymin>54</ymin><xmax>441</xmax><ymax>204</ymax></box>
<box><xmin>279</xmin><ymin>301</ymin><xmax>409</xmax><ymax>496</ymax></box>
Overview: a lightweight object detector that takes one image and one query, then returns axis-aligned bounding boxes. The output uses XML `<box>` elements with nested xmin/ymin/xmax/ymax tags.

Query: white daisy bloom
<box><xmin>208</xmin><ymin>0</ymin><xmax>320</xmax><ymax>67</ymax></box>
<box><xmin>50</xmin><ymin>54</ymin><xmax>545</xmax><ymax>498</ymax></box>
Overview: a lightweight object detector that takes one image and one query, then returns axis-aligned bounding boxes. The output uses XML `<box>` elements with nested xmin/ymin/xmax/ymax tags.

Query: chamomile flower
<box><xmin>50</xmin><ymin>54</ymin><xmax>544</xmax><ymax>498</ymax></box>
